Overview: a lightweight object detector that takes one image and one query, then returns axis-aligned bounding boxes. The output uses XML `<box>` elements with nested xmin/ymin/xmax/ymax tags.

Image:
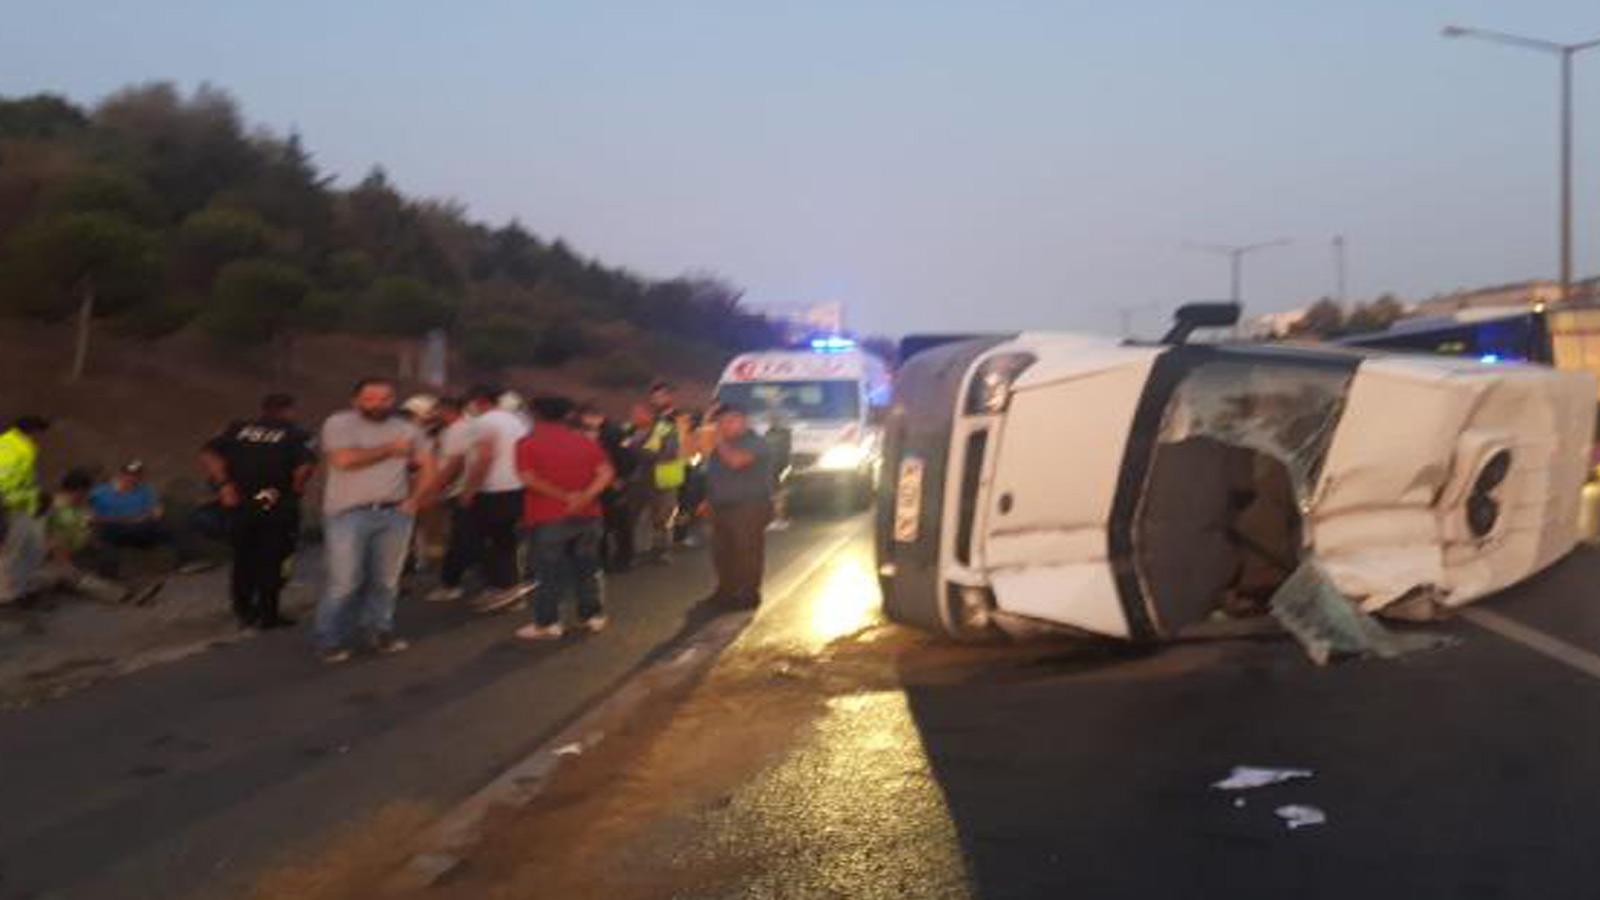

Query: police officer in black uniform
<box><xmin>200</xmin><ymin>393</ymin><xmax>317</xmax><ymax>629</ymax></box>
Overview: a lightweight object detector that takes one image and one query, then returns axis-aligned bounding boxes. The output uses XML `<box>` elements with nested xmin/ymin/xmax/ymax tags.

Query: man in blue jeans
<box><xmin>513</xmin><ymin>396</ymin><xmax>614</xmax><ymax>641</ymax></box>
<box><xmin>314</xmin><ymin>377</ymin><xmax>436</xmax><ymax>663</ymax></box>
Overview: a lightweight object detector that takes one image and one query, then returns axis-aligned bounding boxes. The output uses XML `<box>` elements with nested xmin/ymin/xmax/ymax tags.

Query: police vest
<box><xmin>0</xmin><ymin>428</ymin><xmax>40</xmax><ymax>516</ymax></box>
<box><xmin>643</xmin><ymin>421</ymin><xmax>686</xmax><ymax>490</ymax></box>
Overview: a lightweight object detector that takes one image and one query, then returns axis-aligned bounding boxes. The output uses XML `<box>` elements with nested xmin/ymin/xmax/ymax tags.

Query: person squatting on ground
<box><xmin>201</xmin><ymin>393</ymin><xmax>317</xmax><ymax>630</ymax></box>
<box><xmin>314</xmin><ymin>377</ymin><xmax>436</xmax><ymax>663</ymax></box>
<box><xmin>461</xmin><ymin>384</ymin><xmax>532</xmax><ymax>612</ymax></box>
<box><xmin>703</xmin><ymin>402</ymin><xmax>775</xmax><ymax>610</ymax></box>
<box><xmin>88</xmin><ymin>460</ymin><xmax>209</xmax><ymax>575</ymax></box>
<box><xmin>43</xmin><ymin>470</ymin><xmax>153</xmax><ymax>605</ymax></box>
<box><xmin>514</xmin><ymin>396</ymin><xmax>614</xmax><ymax>641</ymax></box>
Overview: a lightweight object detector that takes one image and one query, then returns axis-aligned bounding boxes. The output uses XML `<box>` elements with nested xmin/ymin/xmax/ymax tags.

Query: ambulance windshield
<box><xmin>717</xmin><ymin>380</ymin><xmax>860</xmax><ymax>421</ymax></box>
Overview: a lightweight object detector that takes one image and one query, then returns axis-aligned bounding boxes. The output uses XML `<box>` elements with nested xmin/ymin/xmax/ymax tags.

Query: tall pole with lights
<box><xmin>1443</xmin><ymin>25</ymin><xmax>1600</xmax><ymax>303</ymax></box>
<box><xmin>1185</xmin><ymin>239</ymin><xmax>1292</xmax><ymax>308</ymax></box>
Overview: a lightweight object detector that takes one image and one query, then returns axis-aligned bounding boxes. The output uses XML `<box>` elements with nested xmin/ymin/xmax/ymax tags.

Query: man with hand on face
<box><xmin>201</xmin><ymin>393</ymin><xmax>317</xmax><ymax>629</ymax></box>
<box><xmin>703</xmin><ymin>402</ymin><xmax>774</xmax><ymax>610</ymax></box>
<box><xmin>314</xmin><ymin>377</ymin><xmax>436</xmax><ymax>663</ymax></box>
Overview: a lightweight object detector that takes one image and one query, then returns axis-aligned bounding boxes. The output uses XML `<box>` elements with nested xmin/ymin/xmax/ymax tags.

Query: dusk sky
<box><xmin>3</xmin><ymin>0</ymin><xmax>1598</xmax><ymax>337</ymax></box>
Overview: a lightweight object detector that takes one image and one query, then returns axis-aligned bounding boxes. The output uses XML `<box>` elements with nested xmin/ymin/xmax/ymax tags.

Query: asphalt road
<box><xmin>0</xmin><ymin>512</ymin><xmax>863</xmax><ymax>900</ymax></box>
<box><xmin>435</xmin><ymin>534</ymin><xmax>1600</xmax><ymax>900</ymax></box>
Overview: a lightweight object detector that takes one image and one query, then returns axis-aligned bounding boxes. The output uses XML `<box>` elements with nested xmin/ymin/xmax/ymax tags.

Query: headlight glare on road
<box><xmin>817</xmin><ymin>442</ymin><xmax>869</xmax><ymax>471</ymax></box>
<box><xmin>965</xmin><ymin>352</ymin><xmax>1037</xmax><ymax>415</ymax></box>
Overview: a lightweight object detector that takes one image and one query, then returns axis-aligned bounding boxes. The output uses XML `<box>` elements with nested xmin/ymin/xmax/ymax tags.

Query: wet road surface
<box><xmin>418</xmin><ymin>534</ymin><xmax>1600</xmax><ymax>900</ymax></box>
<box><xmin>0</xmin><ymin>514</ymin><xmax>862</xmax><ymax>900</ymax></box>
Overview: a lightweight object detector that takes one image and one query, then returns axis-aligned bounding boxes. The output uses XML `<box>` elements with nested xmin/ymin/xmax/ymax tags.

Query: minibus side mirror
<box><xmin>1162</xmin><ymin>302</ymin><xmax>1241</xmax><ymax>345</ymax></box>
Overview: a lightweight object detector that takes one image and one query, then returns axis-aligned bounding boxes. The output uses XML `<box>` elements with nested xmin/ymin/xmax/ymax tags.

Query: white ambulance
<box><xmin>716</xmin><ymin>338</ymin><xmax>893</xmax><ymax>507</ymax></box>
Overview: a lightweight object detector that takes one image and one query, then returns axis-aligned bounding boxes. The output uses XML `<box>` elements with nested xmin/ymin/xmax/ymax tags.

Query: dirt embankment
<box><xmin>0</xmin><ymin>318</ymin><xmax>715</xmax><ymax>503</ymax></box>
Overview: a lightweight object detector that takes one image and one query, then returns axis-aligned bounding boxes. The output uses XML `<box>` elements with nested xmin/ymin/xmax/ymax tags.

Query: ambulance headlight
<box><xmin>965</xmin><ymin>352</ymin><xmax>1037</xmax><ymax>415</ymax></box>
<box><xmin>817</xmin><ymin>443</ymin><xmax>869</xmax><ymax>471</ymax></box>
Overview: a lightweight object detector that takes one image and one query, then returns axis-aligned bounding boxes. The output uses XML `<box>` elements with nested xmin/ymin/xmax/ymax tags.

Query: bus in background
<box><xmin>1340</xmin><ymin>305</ymin><xmax>1600</xmax><ymax>406</ymax></box>
<box><xmin>715</xmin><ymin>338</ymin><xmax>892</xmax><ymax>509</ymax></box>
<box><xmin>1338</xmin><ymin>307</ymin><xmax>1552</xmax><ymax>364</ymax></box>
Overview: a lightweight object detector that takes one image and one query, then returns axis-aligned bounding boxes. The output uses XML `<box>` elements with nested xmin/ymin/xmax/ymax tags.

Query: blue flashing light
<box><xmin>810</xmin><ymin>336</ymin><xmax>856</xmax><ymax>353</ymax></box>
<box><xmin>1479</xmin><ymin>353</ymin><xmax>1501</xmax><ymax>364</ymax></box>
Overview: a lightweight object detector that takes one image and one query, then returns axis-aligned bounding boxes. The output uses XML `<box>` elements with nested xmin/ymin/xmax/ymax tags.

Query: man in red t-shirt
<box><xmin>514</xmin><ymin>396</ymin><xmax>615</xmax><ymax>640</ymax></box>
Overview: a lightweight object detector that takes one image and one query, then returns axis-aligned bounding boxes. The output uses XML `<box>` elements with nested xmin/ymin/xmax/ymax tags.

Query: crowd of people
<box><xmin>0</xmin><ymin>375</ymin><xmax>780</xmax><ymax>665</ymax></box>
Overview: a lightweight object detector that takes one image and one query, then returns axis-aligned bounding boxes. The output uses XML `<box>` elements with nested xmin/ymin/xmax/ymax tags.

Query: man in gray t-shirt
<box><xmin>313</xmin><ymin>377</ymin><xmax>435</xmax><ymax>663</ymax></box>
<box><xmin>703</xmin><ymin>403</ymin><xmax>774</xmax><ymax>609</ymax></box>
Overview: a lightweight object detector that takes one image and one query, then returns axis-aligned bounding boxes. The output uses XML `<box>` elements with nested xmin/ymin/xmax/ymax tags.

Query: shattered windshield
<box><xmin>1154</xmin><ymin>357</ymin><xmax>1353</xmax><ymax>502</ymax></box>
<box><xmin>1133</xmin><ymin>354</ymin><xmax>1356</xmax><ymax>639</ymax></box>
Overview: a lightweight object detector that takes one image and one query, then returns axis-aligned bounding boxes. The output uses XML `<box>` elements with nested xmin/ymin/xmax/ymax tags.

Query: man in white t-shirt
<box><xmin>461</xmin><ymin>384</ymin><xmax>532</xmax><ymax>610</ymax></box>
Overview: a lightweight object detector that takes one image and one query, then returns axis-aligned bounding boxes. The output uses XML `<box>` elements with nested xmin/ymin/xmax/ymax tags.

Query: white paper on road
<box><xmin>1275</xmin><ymin>804</ymin><xmax>1327</xmax><ymax>830</ymax></box>
<box><xmin>553</xmin><ymin>743</ymin><xmax>584</xmax><ymax>757</ymax></box>
<box><xmin>1211</xmin><ymin>766</ymin><xmax>1313</xmax><ymax>791</ymax></box>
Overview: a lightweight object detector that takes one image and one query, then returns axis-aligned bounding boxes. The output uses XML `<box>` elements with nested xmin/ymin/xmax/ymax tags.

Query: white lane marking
<box><xmin>1460</xmin><ymin>606</ymin><xmax>1600</xmax><ymax>681</ymax></box>
<box><xmin>765</xmin><ymin>522</ymin><xmax>867</xmax><ymax>605</ymax></box>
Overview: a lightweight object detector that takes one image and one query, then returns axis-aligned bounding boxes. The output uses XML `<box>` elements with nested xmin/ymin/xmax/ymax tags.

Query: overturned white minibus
<box><xmin>877</xmin><ymin>304</ymin><xmax>1596</xmax><ymax>643</ymax></box>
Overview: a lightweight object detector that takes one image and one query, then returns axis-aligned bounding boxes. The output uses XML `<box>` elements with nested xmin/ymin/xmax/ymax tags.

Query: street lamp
<box><xmin>1442</xmin><ymin>24</ymin><xmax>1600</xmax><ymax>303</ymax></box>
<box><xmin>1184</xmin><ymin>239</ymin><xmax>1291</xmax><ymax>308</ymax></box>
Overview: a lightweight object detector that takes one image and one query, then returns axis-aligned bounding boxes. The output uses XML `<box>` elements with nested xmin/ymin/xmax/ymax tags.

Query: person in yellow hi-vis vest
<box><xmin>632</xmin><ymin>381</ymin><xmax>685</xmax><ymax>564</ymax></box>
<box><xmin>640</xmin><ymin>409</ymin><xmax>686</xmax><ymax>564</ymax></box>
<box><xmin>0</xmin><ymin>416</ymin><xmax>51</xmax><ymax>516</ymax></box>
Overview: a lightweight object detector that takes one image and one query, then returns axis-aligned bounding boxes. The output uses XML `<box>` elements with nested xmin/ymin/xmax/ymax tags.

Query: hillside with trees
<box><xmin>0</xmin><ymin>83</ymin><xmax>783</xmax><ymax>388</ymax></box>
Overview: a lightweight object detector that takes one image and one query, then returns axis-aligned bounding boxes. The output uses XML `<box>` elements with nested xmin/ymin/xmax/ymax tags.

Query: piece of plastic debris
<box><xmin>1275</xmin><ymin>804</ymin><xmax>1327</xmax><ymax>830</ymax></box>
<box><xmin>1233</xmin><ymin>798</ymin><xmax>1247</xmax><ymax>808</ymax></box>
<box><xmin>1269</xmin><ymin>560</ymin><xmax>1455</xmax><ymax>665</ymax></box>
<box><xmin>1212</xmin><ymin>766</ymin><xmax>1314</xmax><ymax>791</ymax></box>
<box><xmin>552</xmin><ymin>742</ymin><xmax>584</xmax><ymax>757</ymax></box>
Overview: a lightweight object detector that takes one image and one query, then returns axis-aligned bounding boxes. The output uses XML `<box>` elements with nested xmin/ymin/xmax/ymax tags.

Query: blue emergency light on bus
<box><xmin>810</xmin><ymin>336</ymin><xmax>856</xmax><ymax>353</ymax></box>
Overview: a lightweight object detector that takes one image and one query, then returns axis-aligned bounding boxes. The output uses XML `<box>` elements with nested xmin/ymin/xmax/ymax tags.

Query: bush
<box><xmin>115</xmin><ymin>294</ymin><xmax>201</xmax><ymax>338</ymax></box>
<box><xmin>530</xmin><ymin>318</ymin><xmax>586</xmax><ymax>366</ymax></box>
<box><xmin>459</xmin><ymin>316</ymin><xmax>539</xmax><ymax>370</ymax></box>
<box><xmin>591</xmin><ymin>350</ymin><xmax>654</xmax><ymax>389</ymax></box>
<box><xmin>201</xmin><ymin>258</ymin><xmax>309</xmax><ymax>346</ymax></box>
<box><xmin>294</xmin><ymin>289</ymin><xmax>348</xmax><ymax>333</ymax></box>
<box><xmin>360</xmin><ymin>275</ymin><xmax>454</xmax><ymax>336</ymax></box>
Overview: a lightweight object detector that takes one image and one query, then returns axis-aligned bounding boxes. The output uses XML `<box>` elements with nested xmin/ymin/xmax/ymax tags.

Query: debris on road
<box><xmin>553</xmin><ymin>743</ymin><xmax>584</xmax><ymax>758</ymax></box>
<box><xmin>1212</xmin><ymin>766</ymin><xmax>1313</xmax><ymax>791</ymax></box>
<box><xmin>1275</xmin><ymin>804</ymin><xmax>1327</xmax><ymax>830</ymax></box>
<box><xmin>1270</xmin><ymin>561</ymin><xmax>1455</xmax><ymax>665</ymax></box>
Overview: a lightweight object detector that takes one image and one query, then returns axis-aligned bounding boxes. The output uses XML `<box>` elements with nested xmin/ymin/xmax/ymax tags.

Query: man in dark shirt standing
<box><xmin>704</xmin><ymin>402</ymin><xmax>774</xmax><ymax>610</ymax></box>
<box><xmin>201</xmin><ymin>393</ymin><xmax>317</xmax><ymax>629</ymax></box>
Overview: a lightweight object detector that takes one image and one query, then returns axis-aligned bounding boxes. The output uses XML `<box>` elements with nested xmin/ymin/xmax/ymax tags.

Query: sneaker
<box><xmin>320</xmin><ymin>648</ymin><xmax>353</xmax><ymax>665</ymax></box>
<box><xmin>373</xmin><ymin>634</ymin><xmax>410</xmax><ymax>655</ymax></box>
<box><xmin>580</xmin><ymin>615</ymin><xmax>609</xmax><ymax>634</ymax></box>
<box><xmin>425</xmin><ymin>586</ymin><xmax>465</xmax><ymax>603</ymax></box>
<box><xmin>514</xmin><ymin>623</ymin><xmax>564</xmax><ymax>641</ymax></box>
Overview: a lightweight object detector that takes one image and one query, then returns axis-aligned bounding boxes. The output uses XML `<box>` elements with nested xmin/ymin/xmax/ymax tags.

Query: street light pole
<box><xmin>1185</xmin><ymin>239</ymin><xmax>1291</xmax><ymax>309</ymax></box>
<box><xmin>1333</xmin><ymin>234</ymin><xmax>1347</xmax><ymax>304</ymax></box>
<box><xmin>1443</xmin><ymin>25</ymin><xmax>1600</xmax><ymax>303</ymax></box>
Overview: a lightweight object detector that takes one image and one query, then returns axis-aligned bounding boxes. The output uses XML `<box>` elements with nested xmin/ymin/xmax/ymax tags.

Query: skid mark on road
<box><xmin>1461</xmin><ymin>606</ymin><xmax>1600</xmax><ymax>681</ymax></box>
